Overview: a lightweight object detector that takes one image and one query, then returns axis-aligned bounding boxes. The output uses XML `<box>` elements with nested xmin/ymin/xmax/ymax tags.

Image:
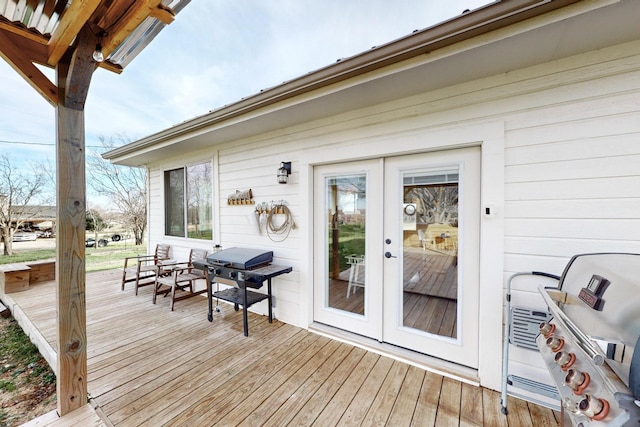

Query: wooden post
<box><xmin>54</xmin><ymin>26</ymin><xmax>95</xmax><ymax>416</ymax></box>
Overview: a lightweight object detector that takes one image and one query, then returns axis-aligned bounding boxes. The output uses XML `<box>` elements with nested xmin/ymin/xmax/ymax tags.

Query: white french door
<box><xmin>313</xmin><ymin>160</ymin><xmax>384</xmax><ymax>339</ymax></box>
<box><xmin>313</xmin><ymin>147</ymin><xmax>480</xmax><ymax>368</ymax></box>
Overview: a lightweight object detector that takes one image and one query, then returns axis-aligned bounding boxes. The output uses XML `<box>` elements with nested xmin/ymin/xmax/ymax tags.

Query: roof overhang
<box><xmin>104</xmin><ymin>0</ymin><xmax>640</xmax><ymax>167</ymax></box>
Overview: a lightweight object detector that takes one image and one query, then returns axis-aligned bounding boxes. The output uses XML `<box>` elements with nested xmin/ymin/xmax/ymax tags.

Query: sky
<box><xmin>0</xmin><ymin>0</ymin><xmax>490</xmax><ymax>174</ymax></box>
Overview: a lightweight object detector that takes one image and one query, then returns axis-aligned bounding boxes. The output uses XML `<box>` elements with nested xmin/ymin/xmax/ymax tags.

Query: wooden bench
<box><xmin>26</xmin><ymin>260</ymin><xmax>56</xmax><ymax>283</ymax></box>
<box><xmin>0</xmin><ymin>260</ymin><xmax>56</xmax><ymax>294</ymax></box>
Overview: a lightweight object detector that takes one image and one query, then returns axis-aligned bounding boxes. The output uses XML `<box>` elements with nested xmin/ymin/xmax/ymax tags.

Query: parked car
<box><xmin>85</xmin><ymin>237</ymin><xmax>108</xmax><ymax>247</ymax></box>
<box><xmin>12</xmin><ymin>231</ymin><xmax>39</xmax><ymax>242</ymax></box>
<box><xmin>37</xmin><ymin>229</ymin><xmax>54</xmax><ymax>238</ymax></box>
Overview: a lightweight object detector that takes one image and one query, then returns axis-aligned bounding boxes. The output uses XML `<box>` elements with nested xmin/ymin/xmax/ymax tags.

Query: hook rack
<box><xmin>255</xmin><ymin>200</ymin><xmax>287</xmax><ymax>214</ymax></box>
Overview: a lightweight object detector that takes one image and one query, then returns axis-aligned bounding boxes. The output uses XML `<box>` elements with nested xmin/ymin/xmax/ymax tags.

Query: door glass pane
<box><xmin>325</xmin><ymin>174</ymin><xmax>366</xmax><ymax>315</ymax></box>
<box><xmin>402</xmin><ymin>170</ymin><xmax>458</xmax><ymax>338</ymax></box>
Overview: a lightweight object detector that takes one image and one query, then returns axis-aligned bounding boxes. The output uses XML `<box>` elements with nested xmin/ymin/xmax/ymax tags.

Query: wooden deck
<box><xmin>2</xmin><ymin>269</ymin><xmax>559</xmax><ymax>426</ymax></box>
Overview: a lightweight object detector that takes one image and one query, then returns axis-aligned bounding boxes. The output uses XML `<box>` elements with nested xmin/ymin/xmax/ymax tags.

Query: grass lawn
<box><xmin>0</xmin><ymin>241</ymin><xmax>148</xmax><ymax>272</ymax></box>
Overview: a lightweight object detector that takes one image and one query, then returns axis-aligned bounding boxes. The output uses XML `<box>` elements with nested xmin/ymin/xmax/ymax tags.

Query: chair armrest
<box><xmin>123</xmin><ymin>254</ymin><xmax>156</xmax><ymax>268</ymax></box>
<box><xmin>170</xmin><ymin>265</ymin><xmax>198</xmax><ymax>283</ymax></box>
<box><xmin>158</xmin><ymin>261</ymin><xmax>190</xmax><ymax>275</ymax></box>
<box><xmin>124</xmin><ymin>254</ymin><xmax>156</xmax><ymax>261</ymax></box>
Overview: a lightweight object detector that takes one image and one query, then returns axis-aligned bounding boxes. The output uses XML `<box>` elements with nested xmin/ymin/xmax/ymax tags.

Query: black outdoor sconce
<box><xmin>277</xmin><ymin>161</ymin><xmax>291</xmax><ymax>184</ymax></box>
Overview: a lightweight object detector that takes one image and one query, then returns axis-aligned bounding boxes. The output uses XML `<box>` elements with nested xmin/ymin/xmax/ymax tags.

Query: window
<box><xmin>164</xmin><ymin>162</ymin><xmax>213</xmax><ymax>240</ymax></box>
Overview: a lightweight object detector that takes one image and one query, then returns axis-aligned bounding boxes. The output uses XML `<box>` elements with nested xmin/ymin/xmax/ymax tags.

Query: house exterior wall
<box><xmin>145</xmin><ymin>38</ymin><xmax>640</xmax><ymax>391</ymax></box>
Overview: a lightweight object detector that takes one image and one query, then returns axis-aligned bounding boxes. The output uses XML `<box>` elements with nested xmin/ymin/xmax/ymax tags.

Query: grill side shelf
<box><xmin>214</xmin><ymin>288</ymin><xmax>268</xmax><ymax>307</ymax></box>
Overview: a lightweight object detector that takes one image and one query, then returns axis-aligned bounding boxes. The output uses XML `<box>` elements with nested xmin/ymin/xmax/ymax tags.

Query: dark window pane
<box><xmin>164</xmin><ymin>168</ymin><xmax>185</xmax><ymax>237</ymax></box>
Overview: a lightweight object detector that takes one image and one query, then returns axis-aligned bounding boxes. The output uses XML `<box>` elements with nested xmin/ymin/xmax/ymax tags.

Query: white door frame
<box><xmin>299</xmin><ymin>121</ymin><xmax>505</xmax><ymax>390</ymax></box>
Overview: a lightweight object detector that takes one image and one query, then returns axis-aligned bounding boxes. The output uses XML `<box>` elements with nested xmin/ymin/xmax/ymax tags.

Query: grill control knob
<box><xmin>539</xmin><ymin>321</ymin><xmax>556</xmax><ymax>338</ymax></box>
<box><xmin>554</xmin><ymin>351</ymin><xmax>576</xmax><ymax>371</ymax></box>
<box><xmin>578</xmin><ymin>395</ymin><xmax>609</xmax><ymax>421</ymax></box>
<box><xmin>546</xmin><ymin>336</ymin><xmax>564</xmax><ymax>352</ymax></box>
<box><xmin>565</xmin><ymin>368</ymin><xmax>590</xmax><ymax>395</ymax></box>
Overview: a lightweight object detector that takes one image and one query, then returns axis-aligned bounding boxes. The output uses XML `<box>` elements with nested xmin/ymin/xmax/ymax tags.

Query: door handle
<box><xmin>384</xmin><ymin>252</ymin><xmax>397</xmax><ymax>259</ymax></box>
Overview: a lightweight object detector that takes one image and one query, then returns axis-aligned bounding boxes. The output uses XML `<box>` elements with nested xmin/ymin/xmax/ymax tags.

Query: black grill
<box><xmin>193</xmin><ymin>247</ymin><xmax>292</xmax><ymax>336</ymax></box>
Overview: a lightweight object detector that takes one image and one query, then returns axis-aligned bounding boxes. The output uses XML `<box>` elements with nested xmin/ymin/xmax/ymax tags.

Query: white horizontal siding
<box><xmin>142</xmin><ymin>35</ymin><xmax>640</xmax><ymax>390</ymax></box>
<box><xmin>495</xmin><ymin>43</ymin><xmax>640</xmax><ymax>391</ymax></box>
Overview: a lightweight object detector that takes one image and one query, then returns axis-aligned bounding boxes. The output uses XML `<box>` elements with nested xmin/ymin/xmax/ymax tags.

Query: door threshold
<box><xmin>309</xmin><ymin>322</ymin><xmax>480</xmax><ymax>386</ymax></box>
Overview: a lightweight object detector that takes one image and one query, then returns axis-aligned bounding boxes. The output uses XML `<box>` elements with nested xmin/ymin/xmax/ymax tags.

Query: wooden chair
<box><xmin>417</xmin><ymin>229</ymin><xmax>427</xmax><ymax>251</ymax></box>
<box><xmin>153</xmin><ymin>248</ymin><xmax>209</xmax><ymax>311</ymax></box>
<box><xmin>121</xmin><ymin>244</ymin><xmax>171</xmax><ymax>295</ymax></box>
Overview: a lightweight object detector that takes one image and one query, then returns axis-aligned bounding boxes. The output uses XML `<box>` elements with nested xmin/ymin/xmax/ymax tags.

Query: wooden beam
<box><xmin>0</xmin><ymin>27</ymin><xmax>50</xmax><ymax>65</ymax></box>
<box><xmin>55</xmin><ymin>97</ymin><xmax>88</xmax><ymax>416</ymax></box>
<box><xmin>54</xmin><ymin>25</ymin><xmax>95</xmax><ymax>416</ymax></box>
<box><xmin>63</xmin><ymin>26</ymin><xmax>97</xmax><ymax>110</ymax></box>
<box><xmin>149</xmin><ymin>3</ymin><xmax>176</xmax><ymax>25</ymax></box>
<box><xmin>0</xmin><ymin>29</ymin><xmax>57</xmax><ymax>105</ymax></box>
<box><xmin>47</xmin><ymin>0</ymin><xmax>101</xmax><ymax>67</ymax></box>
<box><xmin>0</xmin><ymin>19</ymin><xmax>49</xmax><ymax>45</ymax></box>
<box><xmin>99</xmin><ymin>60</ymin><xmax>124</xmax><ymax>74</ymax></box>
<box><xmin>101</xmin><ymin>0</ymin><xmax>170</xmax><ymax>58</ymax></box>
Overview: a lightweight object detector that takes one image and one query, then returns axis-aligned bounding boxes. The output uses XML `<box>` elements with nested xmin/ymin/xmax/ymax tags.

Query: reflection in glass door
<box><xmin>326</xmin><ymin>174</ymin><xmax>366</xmax><ymax>315</ymax></box>
<box><xmin>402</xmin><ymin>171</ymin><xmax>459</xmax><ymax>338</ymax></box>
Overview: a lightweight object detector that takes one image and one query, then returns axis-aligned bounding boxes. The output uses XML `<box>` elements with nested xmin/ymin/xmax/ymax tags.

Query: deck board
<box><xmin>436</xmin><ymin>377</ymin><xmax>462</xmax><ymax>427</ymax></box>
<box><xmin>3</xmin><ymin>269</ymin><xmax>559</xmax><ymax>426</ymax></box>
<box><xmin>411</xmin><ymin>370</ymin><xmax>442</xmax><ymax>426</ymax></box>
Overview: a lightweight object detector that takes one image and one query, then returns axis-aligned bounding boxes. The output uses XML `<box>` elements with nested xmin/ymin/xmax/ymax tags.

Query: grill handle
<box><xmin>209</xmin><ymin>260</ymin><xmax>231</xmax><ymax>267</ymax></box>
<box><xmin>532</xmin><ymin>271</ymin><xmax>561</xmax><ymax>281</ymax></box>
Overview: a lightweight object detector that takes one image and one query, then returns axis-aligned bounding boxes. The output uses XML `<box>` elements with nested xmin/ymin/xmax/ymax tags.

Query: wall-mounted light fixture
<box><xmin>277</xmin><ymin>161</ymin><xmax>291</xmax><ymax>184</ymax></box>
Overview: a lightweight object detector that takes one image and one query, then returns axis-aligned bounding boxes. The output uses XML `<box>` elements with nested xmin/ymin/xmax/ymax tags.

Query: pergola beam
<box><xmin>47</xmin><ymin>0</ymin><xmax>101</xmax><ymax>67</ymax></box>
<box><xmin>150</xmin><ymin>3</ymin><xmax>176</xmax><ymax>24</ymax></box>
<box><xmin>0</xmin><ymin>29</ymin><xmax>57</xmax><ymax>105</ymax></box>
<box><xmin>0</xmin><ymin>19</ymin><xmax>49</xmax><ymax>45</ymax></box>
<box><xmin>101</xmin><ymin>0</ymin><xmax>171</xmax><ymax>59</ymax></box>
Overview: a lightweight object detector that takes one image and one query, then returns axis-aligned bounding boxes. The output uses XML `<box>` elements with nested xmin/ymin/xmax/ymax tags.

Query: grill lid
<box><xmin>206</xmin><ymin>247</ymin><xmax>273</xmax><ymax>270</ymax></box>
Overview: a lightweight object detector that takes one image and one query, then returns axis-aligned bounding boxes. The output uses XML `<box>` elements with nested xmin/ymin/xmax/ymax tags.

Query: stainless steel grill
<box><xmin>536</xmin><ymin>253</ymin><xmax>640</xmax><ymax>426</ymax></box>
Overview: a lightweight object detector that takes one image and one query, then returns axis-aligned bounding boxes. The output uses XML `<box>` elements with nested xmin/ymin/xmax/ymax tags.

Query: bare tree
<box><xmin>407</xmin><ymin>184</ymin><xmax>459</xmax><ymax>225</ymax></box>
<box><xmin>0</xmin><ymin>155</ymin><xmax>50</xmax><ymax>255</ymax></box>
<box><xmin>88</xmin><ymin>135</ymin><xmax>147</xmax><ymax>245</ymax></box>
